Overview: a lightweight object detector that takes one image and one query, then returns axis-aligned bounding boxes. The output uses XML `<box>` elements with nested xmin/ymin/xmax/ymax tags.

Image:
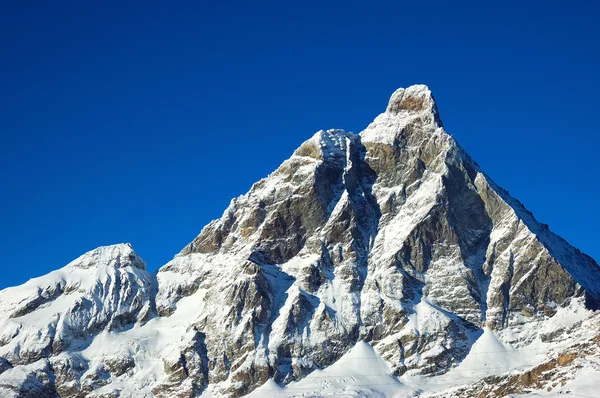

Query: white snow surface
<box><xmin>246</xmin><ymin>341</ymin><xmax>405</xmax><ymax>398</ymax></box>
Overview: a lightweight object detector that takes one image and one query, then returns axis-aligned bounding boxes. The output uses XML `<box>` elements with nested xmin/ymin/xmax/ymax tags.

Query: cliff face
<box><xmin>1</xmin><ymin>85</ymin><xmax>599</xmax><ymax>398</ymax></box>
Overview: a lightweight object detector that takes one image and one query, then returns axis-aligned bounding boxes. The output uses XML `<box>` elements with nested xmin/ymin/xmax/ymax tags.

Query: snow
<box><xmin>450</xmin><ymin>327</ymin><xmax>523</xmax><ymax>376</ymax></box>
<box><xmin>0</xmin><ymin>243</ymin><xmax>153</xmax><ymax>369</ymax></box>
<box><xmin>82</xmin><ymin>286</ymin><xmax>210</xmax><ymax>396</ymax></box>
<box><xmin>373</xmin><ymin>172</ymin><xmax>443</xmax><ymax>264</ymax></box>
<box><xmin>405</xmin><ymin>297</ymin><xmax>451</xmax><ymax>334</ymax></box>
<box><xmin>248</xmin><ymin>341</ymin><xmax>406</xmax><ymax>397</ymax></box>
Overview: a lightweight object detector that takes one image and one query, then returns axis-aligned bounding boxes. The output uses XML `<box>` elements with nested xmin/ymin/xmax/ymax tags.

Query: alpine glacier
<box><xmin>1</xmin><ymin>85</ymin><xmax>599</xmax><ymax>397</ymax></box>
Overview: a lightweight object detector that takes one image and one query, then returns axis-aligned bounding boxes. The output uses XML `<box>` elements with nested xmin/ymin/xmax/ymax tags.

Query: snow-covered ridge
<box><xmin>0</xmin><ymin>243</ymin><xmax>155</xmax><ymax>389</ymax></box>
<box><xmin>1</xmin><ymin>85</ymin><xmax>599</xmax><ymax>398</ymax></box>
<box><xmin>0</xmin><ymin>243</ymin><xmax>147</xmax><ymax>318</ymax></box>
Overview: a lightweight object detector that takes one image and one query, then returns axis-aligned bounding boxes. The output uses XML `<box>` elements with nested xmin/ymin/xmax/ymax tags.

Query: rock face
<box><xmin>1</xmin><ymin>85</ymin><xmax>599</xmax><ymax>397</ymax></box>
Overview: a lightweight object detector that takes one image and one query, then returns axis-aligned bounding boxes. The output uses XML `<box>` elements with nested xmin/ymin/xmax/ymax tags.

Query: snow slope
<box><xmin>246</xmin><ymin>341</ymin><xmax>404</xmax><ymax>398</ymax></box>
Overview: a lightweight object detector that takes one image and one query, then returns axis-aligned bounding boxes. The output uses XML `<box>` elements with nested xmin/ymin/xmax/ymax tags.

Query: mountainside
<box><xmin>1</xmin><ymin>85</ymin><xmax>599</xmax><ymax>398</ymax></box>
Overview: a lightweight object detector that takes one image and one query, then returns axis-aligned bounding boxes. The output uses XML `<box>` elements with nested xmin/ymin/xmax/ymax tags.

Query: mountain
<box><xmin>1</xmin><ymin>85</ymin><xmax>599</xmax><ymax>398</ymax></box>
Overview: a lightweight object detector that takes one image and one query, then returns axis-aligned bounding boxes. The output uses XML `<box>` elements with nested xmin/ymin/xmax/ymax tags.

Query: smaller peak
<box><xmin>93</xmin><ymin>243</ymin><xmax>136</xmax><ymax>256</ymax></box>
<box><xmin>70</xmin><ymin>243</ymin><xmax>146</xmax><ymax>270</ymax></box>
<box><xmin>385</xmin><ymin>84</ymin><xmax>443</xmax><ymax>127</ymax></box>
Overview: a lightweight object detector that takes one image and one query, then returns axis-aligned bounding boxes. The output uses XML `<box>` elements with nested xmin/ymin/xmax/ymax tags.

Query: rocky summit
<box><xmin>1</xmin><ymin>85</ymin><xmax>599</xmax><ymax>397</ymax></box>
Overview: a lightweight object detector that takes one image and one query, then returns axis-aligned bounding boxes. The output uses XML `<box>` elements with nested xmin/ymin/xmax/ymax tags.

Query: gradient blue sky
<box><xmin>1</xmin><ymin>1</ymin><xmax>599</xmax><ymax>288</ymax></box>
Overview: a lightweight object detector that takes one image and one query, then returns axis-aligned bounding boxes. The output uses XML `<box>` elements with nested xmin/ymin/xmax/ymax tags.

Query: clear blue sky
<box><xmin>1</xmin><ymin>1</ymin><xmax>599</xmax><ymax>289</ymax></box>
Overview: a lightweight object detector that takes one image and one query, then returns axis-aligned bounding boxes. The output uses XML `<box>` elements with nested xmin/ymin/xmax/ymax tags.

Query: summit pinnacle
<box><xmin>385</xmin><ymin>84</ymin><xmax>443</xmax><ymax>127</ymax></box>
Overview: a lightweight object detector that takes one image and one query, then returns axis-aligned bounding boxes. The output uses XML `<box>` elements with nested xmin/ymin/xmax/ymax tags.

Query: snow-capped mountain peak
<box><xmin>1</xmin><ymin>85</ymin><xmax>599</xmax><ymax>398</ymax></box>
<box><xmin>68</xmin><ymin>243</ymin><xmax>146</xmax><ymax>270</ymax></box>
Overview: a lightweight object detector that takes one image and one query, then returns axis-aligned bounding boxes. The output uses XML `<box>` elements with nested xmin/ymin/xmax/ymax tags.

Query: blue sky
<box><xmin>1</xmin><ymin>1</ymin><xmax>599</xmax><ymax>288</ymax></box>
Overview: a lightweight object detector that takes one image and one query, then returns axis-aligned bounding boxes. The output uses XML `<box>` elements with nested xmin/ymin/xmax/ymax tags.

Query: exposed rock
<box><xmin>0</xmin><ymin>357</ymin><xmax>11</xmax><ymax>375</ymax></box>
